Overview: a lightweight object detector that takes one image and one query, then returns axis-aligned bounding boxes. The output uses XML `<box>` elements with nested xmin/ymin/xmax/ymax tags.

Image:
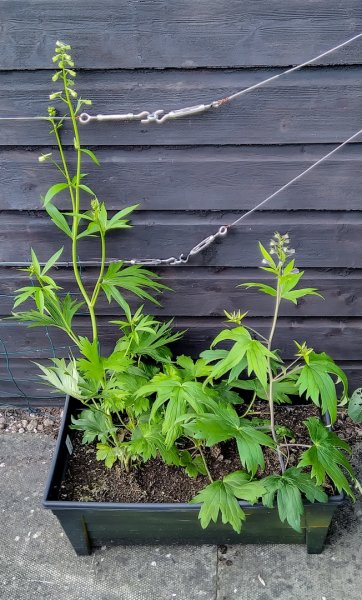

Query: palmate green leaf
<box><xmin>223</xmin><ymin>471</ymin><xmax>266</xmax><ymax>502</ymax></box>
<box><xmin>176</xmin><ymin>355</ymin><xmax>212</xmax><ymax>379</ymax></box>
<box><xmin>279</xmin><ymin>269</ymin><xmax>322</xmax><ymax>304</ymax></box>
<box><xmin>210</xmin><ymin>326</ymin><xmax>251</xmax><ymax>348</ymax></box>
<box><xmin>348</xmin><ymin>388</ymin><xmax>362</xmax><ymax>423</ymax></box>
<box><xmin>245</xmin><ymin>339</ymin><xmax>274</xmax><ymax>390</ymax></box>
<box><xmin>96</xmin><ymin>443</ymin><xmax>118</xmax><ymax>468</ymax></box>
<box><xmin>101</xmin><ymin>261</ymin><xmax>168</xmax><ymax>307</ymax></box>
<box><xmin>101</xmin><ymin>387</ymin><xmax>127</xmax><ymax>413</ymax></box>
<box><xmin>277</xmin><ymin>480</ymin><xmax>304</xmax><ymax>532</ymax></box>
<box><xmin>179</xmin><ymin>450</ymin><xmax>207</xmax><ymax>478</ymax></box>
<box><xmin>282</xmin><ymin>288</ymin><xmax>321</xmax><ymax>304</ymax></box>
<box><xmin>35</xmin><ymin>358</ymin><xmax>88</xmax><ymax>400</ymax></box>
<box><xmin>184</xmin><ymin>400</ymin><xmax>274</xmax><ymax>475</ymax></box>
<box><xmin>211</xmin><ymin>382</ymin><xmax>243</xmax><ymax>405</ymax></box>
<box><xmin>115</xmin><ymin>319</ymin><xmax>183</xmax><ymax>363</ymax></box>
<box><xmin>232</xmin><ymin>377</ymin><xmax>297</xmax><ymax>404</ymax></box>
<box><xmin>241</xmin><ymin>262</ymin><xmax>321</xmax><ymax>304</ymax></box>
<box><xmin>298</xmin><ymin>416</ymin><xmax>355</xmax><ymax>498</ymax></box>
<box><xmin>12</xmin><ymin>286</ymin><xmax>38</xmax><ymax>309</ymax></box>
<box><xmin>191</xmin><ymin>480</ymin><xmax>246</xmax><ymax>533</ymax></box>
<box><xmin>129</xmin><ymin>421</ymin><xmax>179</xmax><ymax>464</ymax></box>
<box><xmin>77</xmin><ymin>221</ymin><xmax>101</xmax><ymax>239</ymax></box>
<box><xmin>191</xmin><ymin>471</ymin><xmax>265</xmax><ymax>533</ymax></box>
<box><xmin>184</xmin><ymin>412</ymin><xmax>236</xmax><ymax>445</ymax></box>
<box><xmin>103</xmin><ymin>351</ymin><xmax>134</xmax><ymax>373</ymax></box>
<box><xmin>12</xmin><ymin>308</ymin><xmax>58</xmax><ymax>328</ymax></box>
<box><xmin>235</xmin><ymin>426</ymin><xmax>275</xmax><ymax>475</ymax></box>
<box><xmin>142</xmin><ymin>377</ymin><xmax>208</xmax><ymax>446</ymax></box>
<box><xmin>162</xmin><ymin>386</ymin><xmax>187</xmax><ymax>446</ymax></box>
<box><xmin>296</xmin><ymin>352</ymin><xmax>348</xmax><ymax>423</ymax></box>
<box><xmin>71</xmin><ymin>408</ymin><xmax>116</xmax><ymax>444</ymax></box>
<box><xmin>106</xmin><ymin>204</ymin><xmax>139</xmax><ymax>231</ymax></box>
<box><xmin>13</xmin><ymin>293</ymin><xmax>83</xmax><ymax>340</ymax></box>
<box><xmin>263</xmin><ymin>467</ymin><xmax>327</xmax><ymax>532</ymax></box>
<box><xmin>208</xmin><ymin>326</ymin><xmax>276</xmax><ymax>388</ymax></box>
<box><xmin>76</xmin><ymin>336</ymin><xmax>104</xmax><ymax>382</ymax></box>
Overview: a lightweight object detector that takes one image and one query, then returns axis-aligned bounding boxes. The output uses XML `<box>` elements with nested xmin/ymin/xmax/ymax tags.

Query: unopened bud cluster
<box><xmin>266</xmin><ymin>232</ymin><xmax>296</xmax><ymax>266</ymax></box>
<box><xmin>48</xmin><ymin>41</ymin><xmax>92</xmax><ymax>111</ymax></box>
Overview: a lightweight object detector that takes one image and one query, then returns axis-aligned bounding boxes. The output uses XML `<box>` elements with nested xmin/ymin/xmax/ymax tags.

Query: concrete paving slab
<box><xmin>0</xmin><ymin>434</ymin><xmax>217</xmax><ymax>600</ymax></box>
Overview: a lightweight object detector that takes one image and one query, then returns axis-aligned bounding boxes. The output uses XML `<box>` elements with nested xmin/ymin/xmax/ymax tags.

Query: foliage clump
<box><xmin>13</xmin><ymin>42</ymin><xmax>360</xmax><ymax>534</ymax></box>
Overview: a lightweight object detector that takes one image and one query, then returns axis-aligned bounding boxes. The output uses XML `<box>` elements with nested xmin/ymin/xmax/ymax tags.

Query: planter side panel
<box><xmin>53</xmin><ymin>507</ymin><xmax>305</xmax><ymax>549</ymax></box>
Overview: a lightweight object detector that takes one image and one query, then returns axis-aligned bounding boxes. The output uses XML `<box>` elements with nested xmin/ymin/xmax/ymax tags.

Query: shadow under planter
<box><xmin>43</xmin><ymin>396</ymin><xmax>344</xmax><ymax>555</ymax></box>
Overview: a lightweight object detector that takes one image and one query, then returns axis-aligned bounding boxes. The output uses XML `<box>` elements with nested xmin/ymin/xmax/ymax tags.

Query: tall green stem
<box><xmin>90</xmin><ymin>231</ymin><xmax>106</xmax><ymax>307</ymax></box>
<box><xmin>61</xmin><ymin>69</ymin><xmax>98</xmax><ymax>342</ymax></box>
<box><xmin>267</xmin><ymin>277</ymin><xmax>286</xmax><ymax>473</ymax></box>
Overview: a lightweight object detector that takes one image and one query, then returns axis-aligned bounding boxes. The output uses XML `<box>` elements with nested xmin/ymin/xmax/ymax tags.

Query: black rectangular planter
<box><xmin>43</xmin><ymin>395</ymin><xmax>344</xmax><ymax>555</ymax></box>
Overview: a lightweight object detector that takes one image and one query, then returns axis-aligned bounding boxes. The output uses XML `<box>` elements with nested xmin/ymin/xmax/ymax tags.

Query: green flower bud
<box><xmin>47</xmin><ymin>106</ymin><xmax>57</xmax><ymax>117</ymax></box>
<box><xmin>91</xmin><ymin>198</ymin><xmax>100</xmax><ymax>211</ymax></box>
<box><xmin>67</xmin><ymin>88</ymin><xmax>78</xmax><ymax>98</ymax></box>
<box><xmin>38</xmin><ymin>153</ymin><xmax>52</xmax><ymax>163</ymax></box>
<box><xmin>55</xmin><ymin>41</ymin><xmax>71</xmax><ymax>51</ymax></box>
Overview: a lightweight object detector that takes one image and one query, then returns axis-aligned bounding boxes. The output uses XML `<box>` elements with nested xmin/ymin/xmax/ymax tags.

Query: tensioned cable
<box><xmin>2</xmin><ymin>126</ymin><xmax>362</xmax><ymax>268</ymax></box>
<box><xmin>0</xmin><ymin>33</ymin><xmax>362</xmax><ymax>268</ymax></box>
<box><xmin>0</xmin><ymin>33</ymin><xmax>361</xmax><ymax>125</ymax></box>
<box><xmin>77</xmin><ymin>32</ymin><xmax>362</xmax><ymax>125</ymax></box>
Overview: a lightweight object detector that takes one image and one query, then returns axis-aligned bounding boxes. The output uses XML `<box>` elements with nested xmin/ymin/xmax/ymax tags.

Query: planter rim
<box><xmin>42</xmin><ymin>395</ymin><xmax>345</xmax><ymax>511</ymax></box>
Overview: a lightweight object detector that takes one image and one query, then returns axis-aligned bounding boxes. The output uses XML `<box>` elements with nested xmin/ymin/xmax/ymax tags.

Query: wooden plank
<box><xmin>1</xmin><ymin>1</ymin><xmax>362</xmax><ymax>69</ymax></box>
<box><xmin>2</xmin><ymin>145</ymin><xmax>362</xmax><ymax>211</ymax></box>
<box><xmin>1</xmin><ymin>69</ymin><xmax>362</xmax><ymax>145</ymax></box>
<box><xmin>1</xmin><ymin>211</ymin><xmax>362</xmax><ymax>267</ymax></box>
<box><xmin>1</xmin><ymin>317</ymin><xmax>362</xmax><ymax>360</ymax></box>
<box><xmin>2</xmin><ymin>267</ymin><xmax>362</xmax><ymax>318</ymax></box>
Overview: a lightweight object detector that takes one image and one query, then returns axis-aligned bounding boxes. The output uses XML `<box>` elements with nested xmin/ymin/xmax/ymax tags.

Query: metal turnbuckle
<box><xmin>141</xmin><ymin>103</ymin><xmax>213</xmax><ymax>125</ymax></box>
<box><xmin>189</xmin><ymin>225</ymin><xmax>228</xmax><ymax>257</ymax></box>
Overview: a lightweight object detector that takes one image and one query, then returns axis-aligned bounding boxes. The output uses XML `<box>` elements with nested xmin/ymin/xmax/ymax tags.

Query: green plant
<box><xmin>12</xmin><ymin>41</ymin><xmax>183</xmax><ymax>470</ymax></box>
<box><xmin>12</xmin><ymin>43</ymin><xmax>359</xmax><ymax>536</ymax></box>
<box><xmin>348</xmin><ymin>388</ymin><xmax>362</xmax><ymax>422</ymax></box>
<box><xmin>136</xmin><ymin>232</ymin><xmax>359</xmax><ymax>533</ymax></box>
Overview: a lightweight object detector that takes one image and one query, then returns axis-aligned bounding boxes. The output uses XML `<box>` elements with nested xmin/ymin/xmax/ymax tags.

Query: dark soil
<box><xmin>60</xmin><ymin>403</ymin><xmax>362</xmax><ymax>504</ymax></box>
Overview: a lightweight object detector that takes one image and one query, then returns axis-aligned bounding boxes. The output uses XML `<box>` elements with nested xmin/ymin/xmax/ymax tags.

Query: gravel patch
<box><xmin>0</xmin><ymin>407</ymin><xmax>62</xmax><ymax>438</ymax></box>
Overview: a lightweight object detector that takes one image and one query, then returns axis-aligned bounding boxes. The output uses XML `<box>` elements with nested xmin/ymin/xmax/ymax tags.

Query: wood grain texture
<box><xmin>1</xmin><ymin>2</ymin><xmax>362</xmax><ymax>403</ymax></box>
<box><xmin>1</xmin><ymin>69</ymin><xmax>362</xmax><ymax>145</ymax></box>
<box><xmin>1</xmin><ymin>1</ymin><xmax>361</xmax><ymax>69</ymax></box>
<box><xmin>1</xmin><ymin>317</ymin><xmax>362</xmax><ymax>360</ymax></box>
<box><xmin>2</xmin><ymin>145</ymin><xmax>362</xmax><ymax>211</ymax></box>
<box><xmin>1</xmin><ymin>267</ymin><xmax>362</xmax><ymax>318</ymax></box>
<box><xmin>1</xmin><ymin>211</ymin><xmax>362</xmax><ymax>267</ymax></box>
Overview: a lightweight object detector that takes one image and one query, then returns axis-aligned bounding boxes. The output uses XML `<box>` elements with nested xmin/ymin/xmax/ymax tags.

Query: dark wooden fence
<box><xmin>1</xmin><ymin>1</ymin><xmax>362</xmax><ymax>404</ymax></box>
